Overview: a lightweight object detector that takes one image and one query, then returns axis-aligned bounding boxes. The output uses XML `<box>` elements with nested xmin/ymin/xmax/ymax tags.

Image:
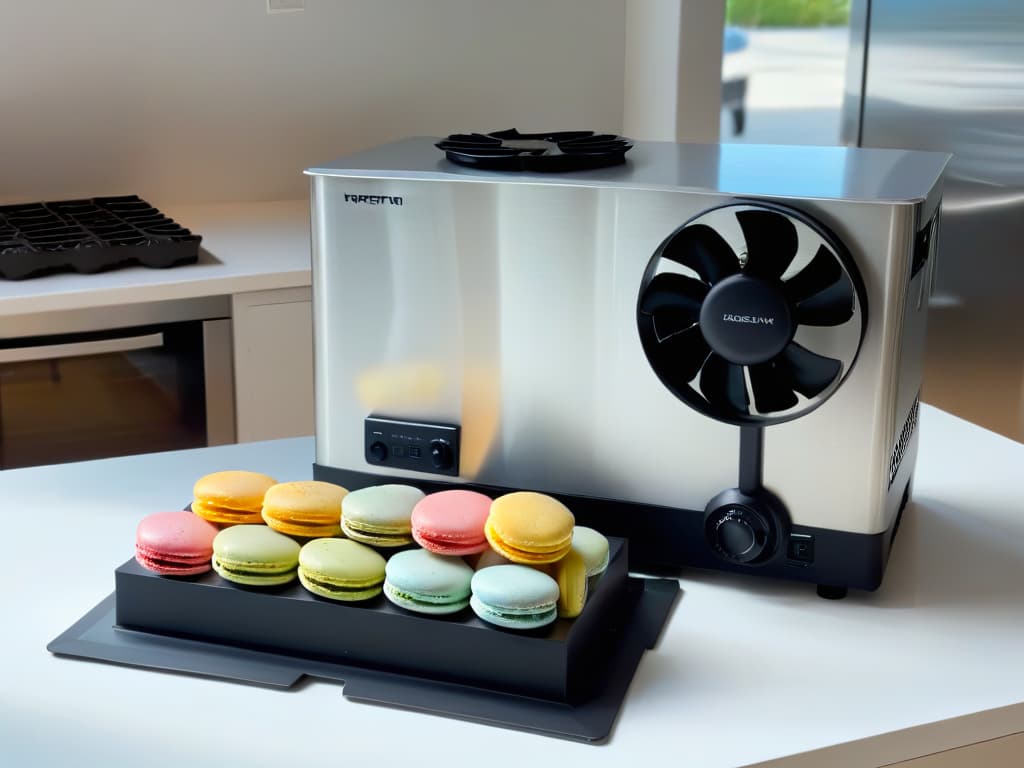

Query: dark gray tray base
<box><xmin>49</xmin><ymin>577</ymin><xmax>679</xmax><ymax>743</ymax></box>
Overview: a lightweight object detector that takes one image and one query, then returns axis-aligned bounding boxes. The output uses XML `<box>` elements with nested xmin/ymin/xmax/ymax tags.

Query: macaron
<box><xmin>572</xmin><ymin>526</ymin><xmax>610</xmax><ymax>591</ymax></box>
<box><xmin>297</xmin><ymin>538</ymin><xmax>387</xmax><ymax>601</ymax></box>
<box><xmin>261</xmin><ymin>480</ymin><xmax>347</xmax><ymax>538</ymax></box>
<box><xmin>211</xmin><ymin>524</ymin><xmax>300</xmax><ymax>586</ymax></box>
<box><xmin>549</xmin><ymin>548</ymin><xmax>588</xmax><ymax>618</ymax></box>
<box><xmin>411</xmin><ymin>490</ymin><xmax>492</xmax><ymax>555</ymax></box>
<box><xmin>470</xmin><ymin>565</ymin><xmax>560</xmax><ymax>631</ymax></box>
<box><xmin>192</xmin><ymin>470</ymin><xmax>278</xmax><ymax>525</ymax></box>
<box><xmin>383</xmin><ymin>548</ymin><xmax>474</xmax><ymax>615</ymax></box>
<box><xmin>484</xmin><ymin>492</ymin><xmax>575</xmax><ymax>565</ymax></box>
<box><xmin>135</xmin><ymin>511</ymin><xmax>219</xmax><ymax>576</ymax></box>
<box><xmin>341</xmin><ymin>484</ymin><xmax>424</xmax><ymax>547</ymax></box>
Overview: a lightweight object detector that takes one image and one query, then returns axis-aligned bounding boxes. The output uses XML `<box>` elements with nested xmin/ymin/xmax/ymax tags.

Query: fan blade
<box><xmin>748</xmin><ymin>362</ymin><xmax>799</xmax><ymax>413</ymax></box>
<box><xmin>651</xmin><ymin>326</ymin><xmax>711</xmax><ymax>386</ymax></box>
<box><xmin>699</xmin><ymin>353</ymin><xmax>749</xmax><ymax>413</ymax></box>
<box><xmin>639</xmin><ymin>273</ymin><xmax>708</xmax><ymax>314</ymax></box>
<box><xmin>662</xmin><ymin>224</ymin><xmax>738</xmax><ymax>285</ymax></box>
<box><xmin>796</xmin><ymin>279</ymin><xmax>855</xmax><ymax>326</ymax></box>
<box><xmin>777</xmin><ymin>342</ymin><xmax>842</xmax><ymax>398</ymax></box>
<box><xmin>639</xmin><ymin>273</ymin><xmax>708</xmax><ymax>340</ymax></box>
<box><xmin>737</xmin><ymin>209</ymin><xmax>799</xmax><ymax>281</ymax></box>
<box><xmin>783</xmin><ymin>245</ymin><xmax>841</xmax><ymax>304</ymax></box>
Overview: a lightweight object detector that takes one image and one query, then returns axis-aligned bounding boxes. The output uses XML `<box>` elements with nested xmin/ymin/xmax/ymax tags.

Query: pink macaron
<box><xmin>411</xmin><ymin>490</ymin><xmax>492</xmax><ymax>556</ymax></box>
<box><xmin>135</xmin><ymin>511</ymin><xmax>219</xmax><ymax>576</ymax></box>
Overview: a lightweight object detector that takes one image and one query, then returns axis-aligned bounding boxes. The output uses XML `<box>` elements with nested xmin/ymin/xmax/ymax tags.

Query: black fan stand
<box><xmin>704</xmin><ymin>427</ymin><xmax>848</xmax><ymax>600</ymax></box>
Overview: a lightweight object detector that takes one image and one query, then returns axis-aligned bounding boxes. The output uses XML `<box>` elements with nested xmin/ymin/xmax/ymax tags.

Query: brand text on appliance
<box><xmin>723</xmin><ymin>313</ymin><xmax>775</xmax><ymax>325</ymax></box>
<box><xmin>343</xmin><ymin>194</ymin><xmax>403</xmax><ymax>206</ymax></box>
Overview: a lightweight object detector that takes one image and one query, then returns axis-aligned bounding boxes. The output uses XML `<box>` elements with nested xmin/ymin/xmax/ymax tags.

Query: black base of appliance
<box><xmin>48</xmin><ymin>540</ymin><xmax>680</xmax><ymax>743</ymax></box>
<box><xmin>314</xmin><ymin>463</ymin><xmax>912</xmax><ymax>594</ymax></box>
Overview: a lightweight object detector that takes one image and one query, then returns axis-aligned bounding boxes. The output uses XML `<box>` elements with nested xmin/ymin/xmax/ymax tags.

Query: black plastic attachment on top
<box><xmin>435</xmin><ymin>129</ymin><xmax>633</xmax><ymax>172</ymax></box>
<box><xmin>0</xmin><ymin>196</ymin><xmax>201</xmax><ymax>280</ymax></box>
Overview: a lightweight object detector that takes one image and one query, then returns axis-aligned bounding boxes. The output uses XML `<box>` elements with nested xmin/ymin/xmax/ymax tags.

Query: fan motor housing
<box><xmin>306</xmin><ymin>137</ymin><xmax>949</xmax><ymax>594</ymax></box>
<box><xmin>698</xmin><ymin>275</ymin><xmax>795</xmax><ymax>365</ymax></box>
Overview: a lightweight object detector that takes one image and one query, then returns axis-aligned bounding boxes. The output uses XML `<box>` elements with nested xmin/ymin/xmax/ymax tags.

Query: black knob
<box><xmin>368</xmin><ymin>441</ymin><xmax>388</xmax><ymax>463</ymax></box>
<box><xmin>708</xmin><ymin>506</ymin><xmax>770</xmax><ymax>563</ymax></box>
<box><xmin>429</xmin><ymin>439</ymin><xmax>453</xmax><ymax>471</ymax></box>
<box><xmin>703</xmin><ymin>486</ymin><xmax>790</xmax><ymax>566</ymax></box>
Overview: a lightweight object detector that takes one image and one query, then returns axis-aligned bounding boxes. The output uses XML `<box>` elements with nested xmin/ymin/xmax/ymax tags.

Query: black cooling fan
<box><xmin>435</xmin><ymin>129</ymin><xmax>633</xmax><ymax>172</ymax></box>
<box><xmin>637</xmin><ymin>202</ymin><xmax>866</xmax><ymax>426</ymax></box>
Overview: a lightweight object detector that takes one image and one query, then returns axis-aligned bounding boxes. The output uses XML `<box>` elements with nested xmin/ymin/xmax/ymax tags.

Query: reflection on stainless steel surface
<box><xmin>852</xmin><ymin>0</ymin><xmax>1024</xmax><ymax>441</ymax></box>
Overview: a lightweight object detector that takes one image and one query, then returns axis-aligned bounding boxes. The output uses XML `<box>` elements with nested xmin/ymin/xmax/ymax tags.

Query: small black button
<box><xmin>787</xmin><ymin>535</ymin><xmax>815</xmax><ymax>563</ymax></box>
<box><xmin>392</xmin><ymin>445</ymin><xmax>406</xmax><ymax>458</ymax></box>
<box><xmin>368</xmin><ymin>441</ymin><xmax>388</xmax><ymax>463</ymax></box>
<box><xmin>409</xmin><ymin>446</ymin><xmax>421</xmax><ymax>459</ymax></box>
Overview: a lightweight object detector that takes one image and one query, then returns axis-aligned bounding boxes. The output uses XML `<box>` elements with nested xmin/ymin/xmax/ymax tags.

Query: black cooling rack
<box><xmin>0</xmin><ymin>195</ymin><xmax>201</xmax><ymax>280</ymax></box>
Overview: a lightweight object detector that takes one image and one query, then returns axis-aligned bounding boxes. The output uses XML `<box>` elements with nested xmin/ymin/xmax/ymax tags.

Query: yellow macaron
<box><xmin>484</xmin><ymin>491</ymin><xmax>574</xmax><ymax>565</ymax></box>
<box><xmin>261</xmin><ymin>480</ymin><xmax>348</xmax><ymax>538</ymax></box>
<box><xmin>549</xmin><ymin>548</ymin><xmax>588</xmax><ymax>618</ymax></box>
<box><xmin>192</xmin><ymin>470</ymin><xmax>278</xmax><ymax>525</ymax></box>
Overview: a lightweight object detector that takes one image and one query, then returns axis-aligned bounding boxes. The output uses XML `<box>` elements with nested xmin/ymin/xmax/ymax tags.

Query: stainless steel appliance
<box><xmin>844</xmin><ymin>0</ymin><xmax>1024</xmax><ymax>442</ymax></box>
<box><xmin>0</xmin><ymin>296</ymin><xmax>234</xmax><ymax>468</ymax></box>
<box><xmin>306</xmin><ymin>137</ymin><xmax>948</xmax><ymax>595</ymax></box>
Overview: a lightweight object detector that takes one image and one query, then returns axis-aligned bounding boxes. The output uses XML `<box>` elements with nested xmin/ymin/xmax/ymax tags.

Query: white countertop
<box><xmin>0</xmin><ymin>199</ymin><xmax>311</xmax><ymax>317</ymax></box>
<box><xmin>2</xmin><ymin>404</ymin><xmax>1023</xmax><ymax>767</ymax></box>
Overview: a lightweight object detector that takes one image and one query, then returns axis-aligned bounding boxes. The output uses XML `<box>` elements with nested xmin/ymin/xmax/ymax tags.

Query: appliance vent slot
<box><xmin>889</xmin><ymin>394</ymin><xmax>920</xmax><ymax>487</ymax></box>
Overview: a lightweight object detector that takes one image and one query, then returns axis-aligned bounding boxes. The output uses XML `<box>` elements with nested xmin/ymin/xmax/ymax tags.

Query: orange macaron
<box><xmin>261</xmin><ymin>480</ymin><xmax>348</xmax><ymax>538</ymax></box>
<box><xmin>192</xmin><ymin>470</ymin><xmax>278</xmax><ymax>525</ymax></box>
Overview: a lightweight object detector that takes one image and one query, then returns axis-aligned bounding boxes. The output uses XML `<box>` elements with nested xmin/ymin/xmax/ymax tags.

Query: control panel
<box><xmin>364</xmin><ymin>417</ymin><xmax>460</xmax><ymax>477</ymax></box>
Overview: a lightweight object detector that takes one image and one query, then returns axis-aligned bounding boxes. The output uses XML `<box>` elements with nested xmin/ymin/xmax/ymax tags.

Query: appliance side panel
<box><xmin>764</xmin><ymin>201</ymin><xmax>913</xmax><ymax>535</ymax></box>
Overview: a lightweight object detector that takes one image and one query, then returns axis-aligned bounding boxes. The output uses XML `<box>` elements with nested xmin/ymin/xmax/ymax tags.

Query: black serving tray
<box><xmin>49</xmin><ymin>539</ymin><xmax>680</xmax><ymax>742</ymax></box>
<box><xmin>0</xmin><ymin>195</ymin><xmax>200</xmax><ymax>279</ymax></box>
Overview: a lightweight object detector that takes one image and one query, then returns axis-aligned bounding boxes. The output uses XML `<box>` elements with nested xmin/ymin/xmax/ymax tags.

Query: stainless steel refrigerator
<box><xmin>843</xmin><ymin>0</ymin><xmax>1024</xmax><ymax>441</ymax></box>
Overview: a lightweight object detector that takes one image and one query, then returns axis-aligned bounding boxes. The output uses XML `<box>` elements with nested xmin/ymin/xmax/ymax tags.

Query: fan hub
<box><xmin>699</xmin><ymin>275</ymin><xmax>794</xmax><ymax>365</ymax></box>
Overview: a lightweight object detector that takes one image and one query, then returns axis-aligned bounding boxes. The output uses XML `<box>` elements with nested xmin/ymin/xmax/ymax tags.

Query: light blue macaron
<box><xmin>383</xmin><ymin>548</ymin><xmax>474</xmax><ymax>615</ymax></box>
<box><xmin>470</xmin><ymin>564</ymin><xmax>559</xmax><ymax>630</ymax></box>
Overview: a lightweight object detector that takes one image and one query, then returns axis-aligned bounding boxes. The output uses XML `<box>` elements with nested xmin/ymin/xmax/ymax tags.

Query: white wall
<box><xmin>1</xmin><ymin>0</ymin><xmax>625</xmax><ymax>205</ymax></box>
<box><xmin>623</xmin><ymin>0</ymin><xmax>723</xmax><ymax>143</ymax></box>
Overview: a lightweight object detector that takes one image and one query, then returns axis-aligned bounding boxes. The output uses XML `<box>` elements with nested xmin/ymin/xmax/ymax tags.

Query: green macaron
<box><xmin>297</xmin><ymin>538</ymin><xmax>387</xmax><ymax>601</ymax></box>
<box><xmin>383</xmin><ymin>548</ymin><xmax>474</xmax><ymax>615</ymax></box>
<box><xmin>341</xmin><ymin>484</ymin><xmax>424</xmax><ymax>547</ymax></box>
<box><xmin>211</xmin><ymin>524</ymin><xmax>300</xmax><ymax>586</ymax></box>
<box><xmin>470</xmin><ymin>564</ymin><xmax>559</xmax><ymax>630</ymax></box>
